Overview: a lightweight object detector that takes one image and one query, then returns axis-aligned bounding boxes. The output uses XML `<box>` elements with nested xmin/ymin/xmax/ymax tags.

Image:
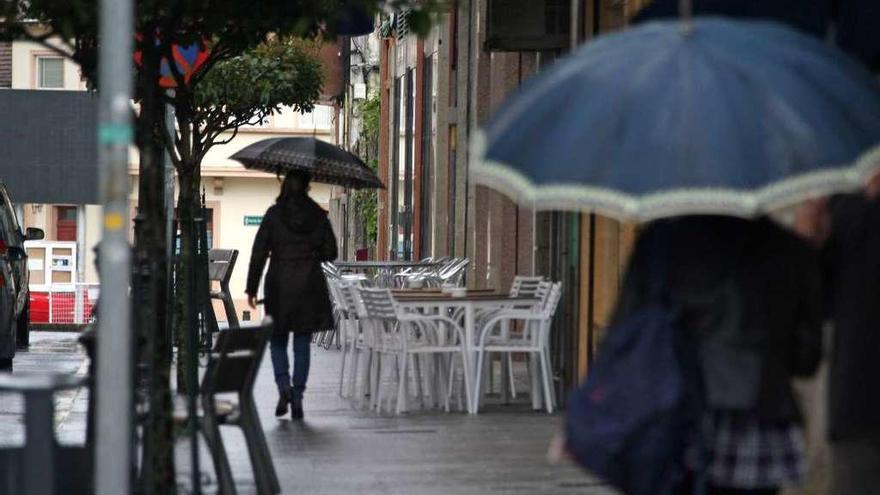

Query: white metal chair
<box><xmin>357</xmin><ymin>287</ymin><xmax>472</xmax><ymax>414</ymax></box>
<box><xmin>473</xmin><ymin>276</ymin><xmax>549</xmax><ymax>398</ymax></box>
<box><xmin>472</xmin><ymin>282</ymin><xmax>562</xmax><ymax>413</ymax></box>
<box><xmin>419</xmin><ymin>258</ymin><xmax>469</xmax><ymax>287</ymax></box>
<box><xmin>326</xmin><ymin>278</ymin><xmax>359</xmax><ymax>397</ymax></box>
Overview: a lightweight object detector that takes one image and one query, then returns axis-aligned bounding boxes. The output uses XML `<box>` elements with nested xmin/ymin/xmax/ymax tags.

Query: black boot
<box><xmin>290</xmin><ymin>398</ymin><xmax>303</xmax><ymax>420</ymax></box>
<box><xmin>275</xmin><ymin>388</ymin><xmax>290</xmax><ymax>417</ymax></box>
<box><xmin>0</xmin><ymin>358</ymin><xmax>11</xmax><ymax>373</ymax></box>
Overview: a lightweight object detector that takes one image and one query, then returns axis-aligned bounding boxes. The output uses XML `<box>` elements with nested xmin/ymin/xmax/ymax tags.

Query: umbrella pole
<box><xmin>679</xmin><ymin>0</ymin><xmax>694</xmax><ymax>34</ymax></box>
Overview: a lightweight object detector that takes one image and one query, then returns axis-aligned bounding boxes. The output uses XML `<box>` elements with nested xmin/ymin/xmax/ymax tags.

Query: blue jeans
<box><xmin>269</xmin><ymin>332</ymin><xmax>311</xmax><ymax>401</ymax></box>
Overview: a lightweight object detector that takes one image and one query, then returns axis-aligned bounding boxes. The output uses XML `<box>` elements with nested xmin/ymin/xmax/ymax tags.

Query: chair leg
<box><xmin>461</xmin><ymin>350</ymin><xmax>474</xmax><ymax>414</ymax></box>
<box><xmin>411</xmin><ymin>354</ymin><xmax>423</xmax><ymax>408</ymax></box>
<box><xmin>473</xmin><ymin>350</ymin><xmax>486</xmax><ymax>413</ymax></box>
<box><xmin>539</xmin><ymin>350</ymin><xmax>554</xmax><ymax>414</ymax></box>
<box><xmin>396</xmin><ymin>354</ymin><xmax>409</xmax><ymax>415</ymax></box>
<box><xmin>446</xmin><ymin>354</ymin><xmax>456</xmax><ymax>410</ymax></box>
<box><xmin>350</xmin><ymin>347</ymin><xmax>362</xmax><ymax>404</ymax></box>
<box><xmin>507</xmin><ymin>354</ymin><xmax>517</xmax><ymax>399</ymax></box>
<box><xmin>239</xmin><ymin>399</ymin><xmax>281</xmax><ymax>494</ymax></box>
<box><xmin>530</xmin><ymin>353</ymin><xmax>543</xmax><ymax>411</ymax></box>
<box><xmin>544</xmin><ymin>348</ymin><xmax>558</xmax><ymax>409</ymax></box>
<box><xmin>201</xmin><ymin>413</ymin><xmax>237</xmax><ymax>495</ymax></box>
<box><xmin>374</xmin><ymin>353</ymin><xmax>384</xmax><ymax>412</ymax></box>
<box><xmin>338</xmin><ymin>334</ymin><xmax>348</xmax><ymax>397</ymax></box>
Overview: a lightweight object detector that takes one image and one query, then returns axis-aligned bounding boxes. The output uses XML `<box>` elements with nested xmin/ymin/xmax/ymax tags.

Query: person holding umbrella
<box><xmin>245</xmin><ymin>170</ymin><xmax>338</xmax><ymax>420</ymax></box>
<box><xmin>617</xmin><ymin>216</ymin><xmax>823</xmax><ymax>495</ymax></box>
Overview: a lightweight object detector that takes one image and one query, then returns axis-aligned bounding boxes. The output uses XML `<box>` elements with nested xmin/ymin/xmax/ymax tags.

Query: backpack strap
<box><xmin>647</xmin><ymin>220</ymin><xmax>672</xmax><ymax>302</ymax></box>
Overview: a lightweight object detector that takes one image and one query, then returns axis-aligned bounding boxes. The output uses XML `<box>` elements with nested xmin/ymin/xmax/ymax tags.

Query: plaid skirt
<box><xmin>704</xmin><ymin>410</ymin><xmax>807</xmax><ymax>489</ymax></box>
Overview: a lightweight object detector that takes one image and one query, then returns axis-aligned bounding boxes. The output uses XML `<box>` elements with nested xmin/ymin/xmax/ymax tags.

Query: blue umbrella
<box><xmin>472</xmin><ymin>17</ymin><xmax>880</xmax><ymax>220</ymax></box>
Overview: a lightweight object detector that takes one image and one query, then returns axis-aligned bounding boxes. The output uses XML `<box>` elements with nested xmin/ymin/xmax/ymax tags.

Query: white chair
<box><xmin>357</xmin><ymin>287</ymin><xmax>472</xmax><ymax>414</ymax></box>
<box><xmin>472</xmin><ymin>282</ymin><xmax>562</xmax><ymax>413</ymax></box>
<box><xmin>420</xmin><ymin>258</ymin><xmax>469</xmax><ymax>287</ymax></box>
<box><xmin>326</xmin><ymin>278</ymin><xmax>362</xmax><ymax>397</ymax></box>
<box><xmin>475</xmin><ymin>276</ymin><xmax>549</xmax><ymax>398</ymax></box>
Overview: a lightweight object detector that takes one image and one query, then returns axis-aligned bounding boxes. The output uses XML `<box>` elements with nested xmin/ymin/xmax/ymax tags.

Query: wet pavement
<box><xmin>0</xmin><ymin>331</ymin><xmax>88</xmax><ymax>445</ymax></box>
<box><xmin>177</xmin><ymin>340</ymin><xmax>610</xmax><ymax>495</ymax></box>
<box><xmin>0</xmin><ymin>331</ymin><xmax>611</xmax><ymax>494</ymax></box>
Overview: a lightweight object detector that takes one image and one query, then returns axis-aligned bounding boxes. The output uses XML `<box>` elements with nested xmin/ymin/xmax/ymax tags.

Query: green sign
<box><xmin>243</xmin><ymin>215</ymin><xmax>263</xmax><ymax>226</ymax></box>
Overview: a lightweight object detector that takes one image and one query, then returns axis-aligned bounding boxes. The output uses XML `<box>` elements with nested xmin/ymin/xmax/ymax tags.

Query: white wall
<box><xmin>11</xmin><ymin>39</ymin><xmax>85</xmax><ymax>90</ymax></box>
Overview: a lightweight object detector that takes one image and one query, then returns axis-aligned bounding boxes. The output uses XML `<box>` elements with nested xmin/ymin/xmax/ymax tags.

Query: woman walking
<box><xmin>246</xmin><ymin>171</ymin><xmax>337</xmax><ymax>420</ymax></box>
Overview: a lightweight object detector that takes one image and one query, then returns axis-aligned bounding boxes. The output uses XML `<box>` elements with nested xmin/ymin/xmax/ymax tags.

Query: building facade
<box><xmin>368</xmin><ymin>0</ymin><xmax>651</xmax><ymax>395</ymax></box>
<box><xmin>1</xmin><ymin>37</ymin><xmax>344</xmax><ymax>323</ymax></box>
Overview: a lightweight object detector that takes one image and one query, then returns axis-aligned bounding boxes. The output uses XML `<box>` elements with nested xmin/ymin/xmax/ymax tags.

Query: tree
<box><xmin>0</xmin><ymin>2</ymin><xmax>437</xmax><ymax>492</ymax></box>
<box><xmin>353</xmin><ymin>93</ymin><xmax>381</xmax><ymax>248</ymax></box>
<box><xmin>167</xmin><ymin>37</ymin><xmax>323</xmax><ymax>402</ymax></box>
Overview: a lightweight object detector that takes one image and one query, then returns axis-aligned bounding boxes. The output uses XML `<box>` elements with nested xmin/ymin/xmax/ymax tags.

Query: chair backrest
<box><xmin>357</xmin><ymin>287</ymin><xmax>399</xmax><ymax>320</ymax></box>
<box><xmin>208</xmin><ymin>249</ymin><xmax>238</xmax><ymax>285</ymax></box>
<box><xmin>541</xmin><ymin>282</ymin><xmax>563</xmax><ymax>318</ymax></box>
<box><xmin>510</xmin><ymin>276</ymin><xmax>546</xmax><ymax>297</ymax></box>
<box><xmin>336</xmin><ymin>280</ymin><xmax>363</xmax><ymax>317</ymax></box>
<box><xmin>325</xmin><ymin>276</ymin><xmax>347</xmax><ymax>314</ymax></box>
<box><xmin>201</xmin><ymin>320</ymin><xmax>271</xmax><ymax>396</ymax></box>
<box><xmin>322</xmin><ymin>262</ymin><xmax>341</xmax><ymax>278</ymax></box>
<box><xmin>439</xmin><ymin>258</ymin><xmax>470</xmax><ymax>281</ymax></box>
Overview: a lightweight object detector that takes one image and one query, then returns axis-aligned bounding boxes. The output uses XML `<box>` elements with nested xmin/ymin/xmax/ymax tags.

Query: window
<box><xmin>299</xmin><ymin>105</ymin><xmax>334</xmax><ymax>129</ymax></box>
<box><xmin>390</xmin><ymin>70</ymin><xmax>415</xmax><ymax>260</ymax></box>
<box><xmin>56</xmin><ymin>206</ymin><xmax>77</xmax><ymax>241</ymax></box>
<box><xmin>37</xmin><ymin>56</ymin><xmax>64</xmax><ymax>89</ymax></box>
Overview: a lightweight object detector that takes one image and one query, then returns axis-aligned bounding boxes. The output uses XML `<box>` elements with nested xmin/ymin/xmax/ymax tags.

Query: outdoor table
<box><xmin>394</xmin><ymin>292</ymin><xmax>541</xmax><ymax>414</ymax></box>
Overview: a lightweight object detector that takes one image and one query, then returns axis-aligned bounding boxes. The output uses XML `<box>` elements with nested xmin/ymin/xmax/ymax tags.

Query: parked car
<box><xmin>0</xmin><ymin>182</ymin><xmax>43</xmax><ymax>370</ymax></box>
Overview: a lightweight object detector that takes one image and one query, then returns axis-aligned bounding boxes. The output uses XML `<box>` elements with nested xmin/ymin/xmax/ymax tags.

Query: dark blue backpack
<box><xmin>566</xmin><ymin>232</ymin><xmax>701</xmax><ymax>495</ymax></box>
<box><xmin>566</xmin><ymin>303</ymin><xmax>692</xmax><ymax>494</ymax></box>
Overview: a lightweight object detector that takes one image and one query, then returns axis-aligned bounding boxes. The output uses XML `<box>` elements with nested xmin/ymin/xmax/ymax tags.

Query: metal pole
<box><xmin>165</xmin><ymin>102</ymin><xmax>176</xmax><ymax>361</ymax></box>
<box><xmin>96</xmin><ymin>0</ymin><xmax>133</xmax><ymax>492</ymax></box>
<box><xmin>75</xmin><ymin>207</ymin><xmax>86</xmax><ymax>323</ymax></box>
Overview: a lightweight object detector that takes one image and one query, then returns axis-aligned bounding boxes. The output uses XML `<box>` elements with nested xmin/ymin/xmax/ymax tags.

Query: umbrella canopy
<box><xmin>472</xmin><ymin>18</ymin><xmax>880</xmax><ymax>221</ymax></box>
<box><xmin>231</xmin><ymin>137</ymin><xmax>384</xmax><ymax>189</ymax></box>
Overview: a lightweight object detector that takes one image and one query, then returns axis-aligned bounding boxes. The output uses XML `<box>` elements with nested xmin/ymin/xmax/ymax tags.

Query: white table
<box><xmin>394</xmin><ymin>293</ymin><xmax>540</xmax><ymax>413</ymax></box>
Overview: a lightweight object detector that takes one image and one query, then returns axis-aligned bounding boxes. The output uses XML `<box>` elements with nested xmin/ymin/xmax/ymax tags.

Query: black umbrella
<box><xmin>230</xmin><ymin>137</ymin><xmax>384</xmax><ymax>189</ymax></box>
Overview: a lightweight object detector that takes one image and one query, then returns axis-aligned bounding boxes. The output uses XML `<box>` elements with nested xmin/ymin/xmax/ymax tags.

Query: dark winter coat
<box><xmin>246</xmin><ymin>195</ymin><xmax>337</xmax><ymax>334</ymax></box>
<box><xmin>613</xmin><ymin>216</ymin><xmax>823</xmax><ymax>422</ymax></box>
<box><xmin>823</xmin><ymin>194</ymin><xmax>880</xmax><ymax>441</ymax></box>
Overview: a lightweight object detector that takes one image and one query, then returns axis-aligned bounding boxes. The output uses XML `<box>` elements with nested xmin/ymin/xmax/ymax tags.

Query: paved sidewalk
<box><xmin>177</xmin><ymin>340</ymin><xmax>612</xmax><ymax>495</ymax></box>
<box><xmin>0</xmin><ymin>332</ymin><xmax>611</xmax><ymax>494</ymax></box>
<box><xmin>0</xmin><ymin>331</ymin><xmax>89</xmax><ymax>445</ymax></box>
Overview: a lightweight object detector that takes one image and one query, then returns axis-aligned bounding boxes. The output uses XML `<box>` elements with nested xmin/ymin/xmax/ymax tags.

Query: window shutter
<box><xmin>0</xmin><ymin>42</ymin><xmax>10</xmax><ymax>88</ymax></box>
<box><xmin>395</xmin><ymin>9</ymin><xmax>411</xmax><ymax>40</ymax></box>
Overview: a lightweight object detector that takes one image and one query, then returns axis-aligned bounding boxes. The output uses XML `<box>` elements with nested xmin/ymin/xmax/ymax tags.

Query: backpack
<box><xmin>565</xmin><ymin>229</ymin><xmax>702</xmax><ymax>495</ymax></box>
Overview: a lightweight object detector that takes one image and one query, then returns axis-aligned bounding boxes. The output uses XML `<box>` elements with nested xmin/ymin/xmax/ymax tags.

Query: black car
<box><xmin>0</xmin><ymin>182</ymin><xmax>43</xmax><ymax>371</ymax></box>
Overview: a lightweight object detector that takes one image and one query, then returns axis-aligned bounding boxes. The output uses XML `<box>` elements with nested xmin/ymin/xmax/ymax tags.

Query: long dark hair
<box><xmin>277</xmin><ymin>170</ymin><xmax>312</xmax><ymax>203</ymax></box>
